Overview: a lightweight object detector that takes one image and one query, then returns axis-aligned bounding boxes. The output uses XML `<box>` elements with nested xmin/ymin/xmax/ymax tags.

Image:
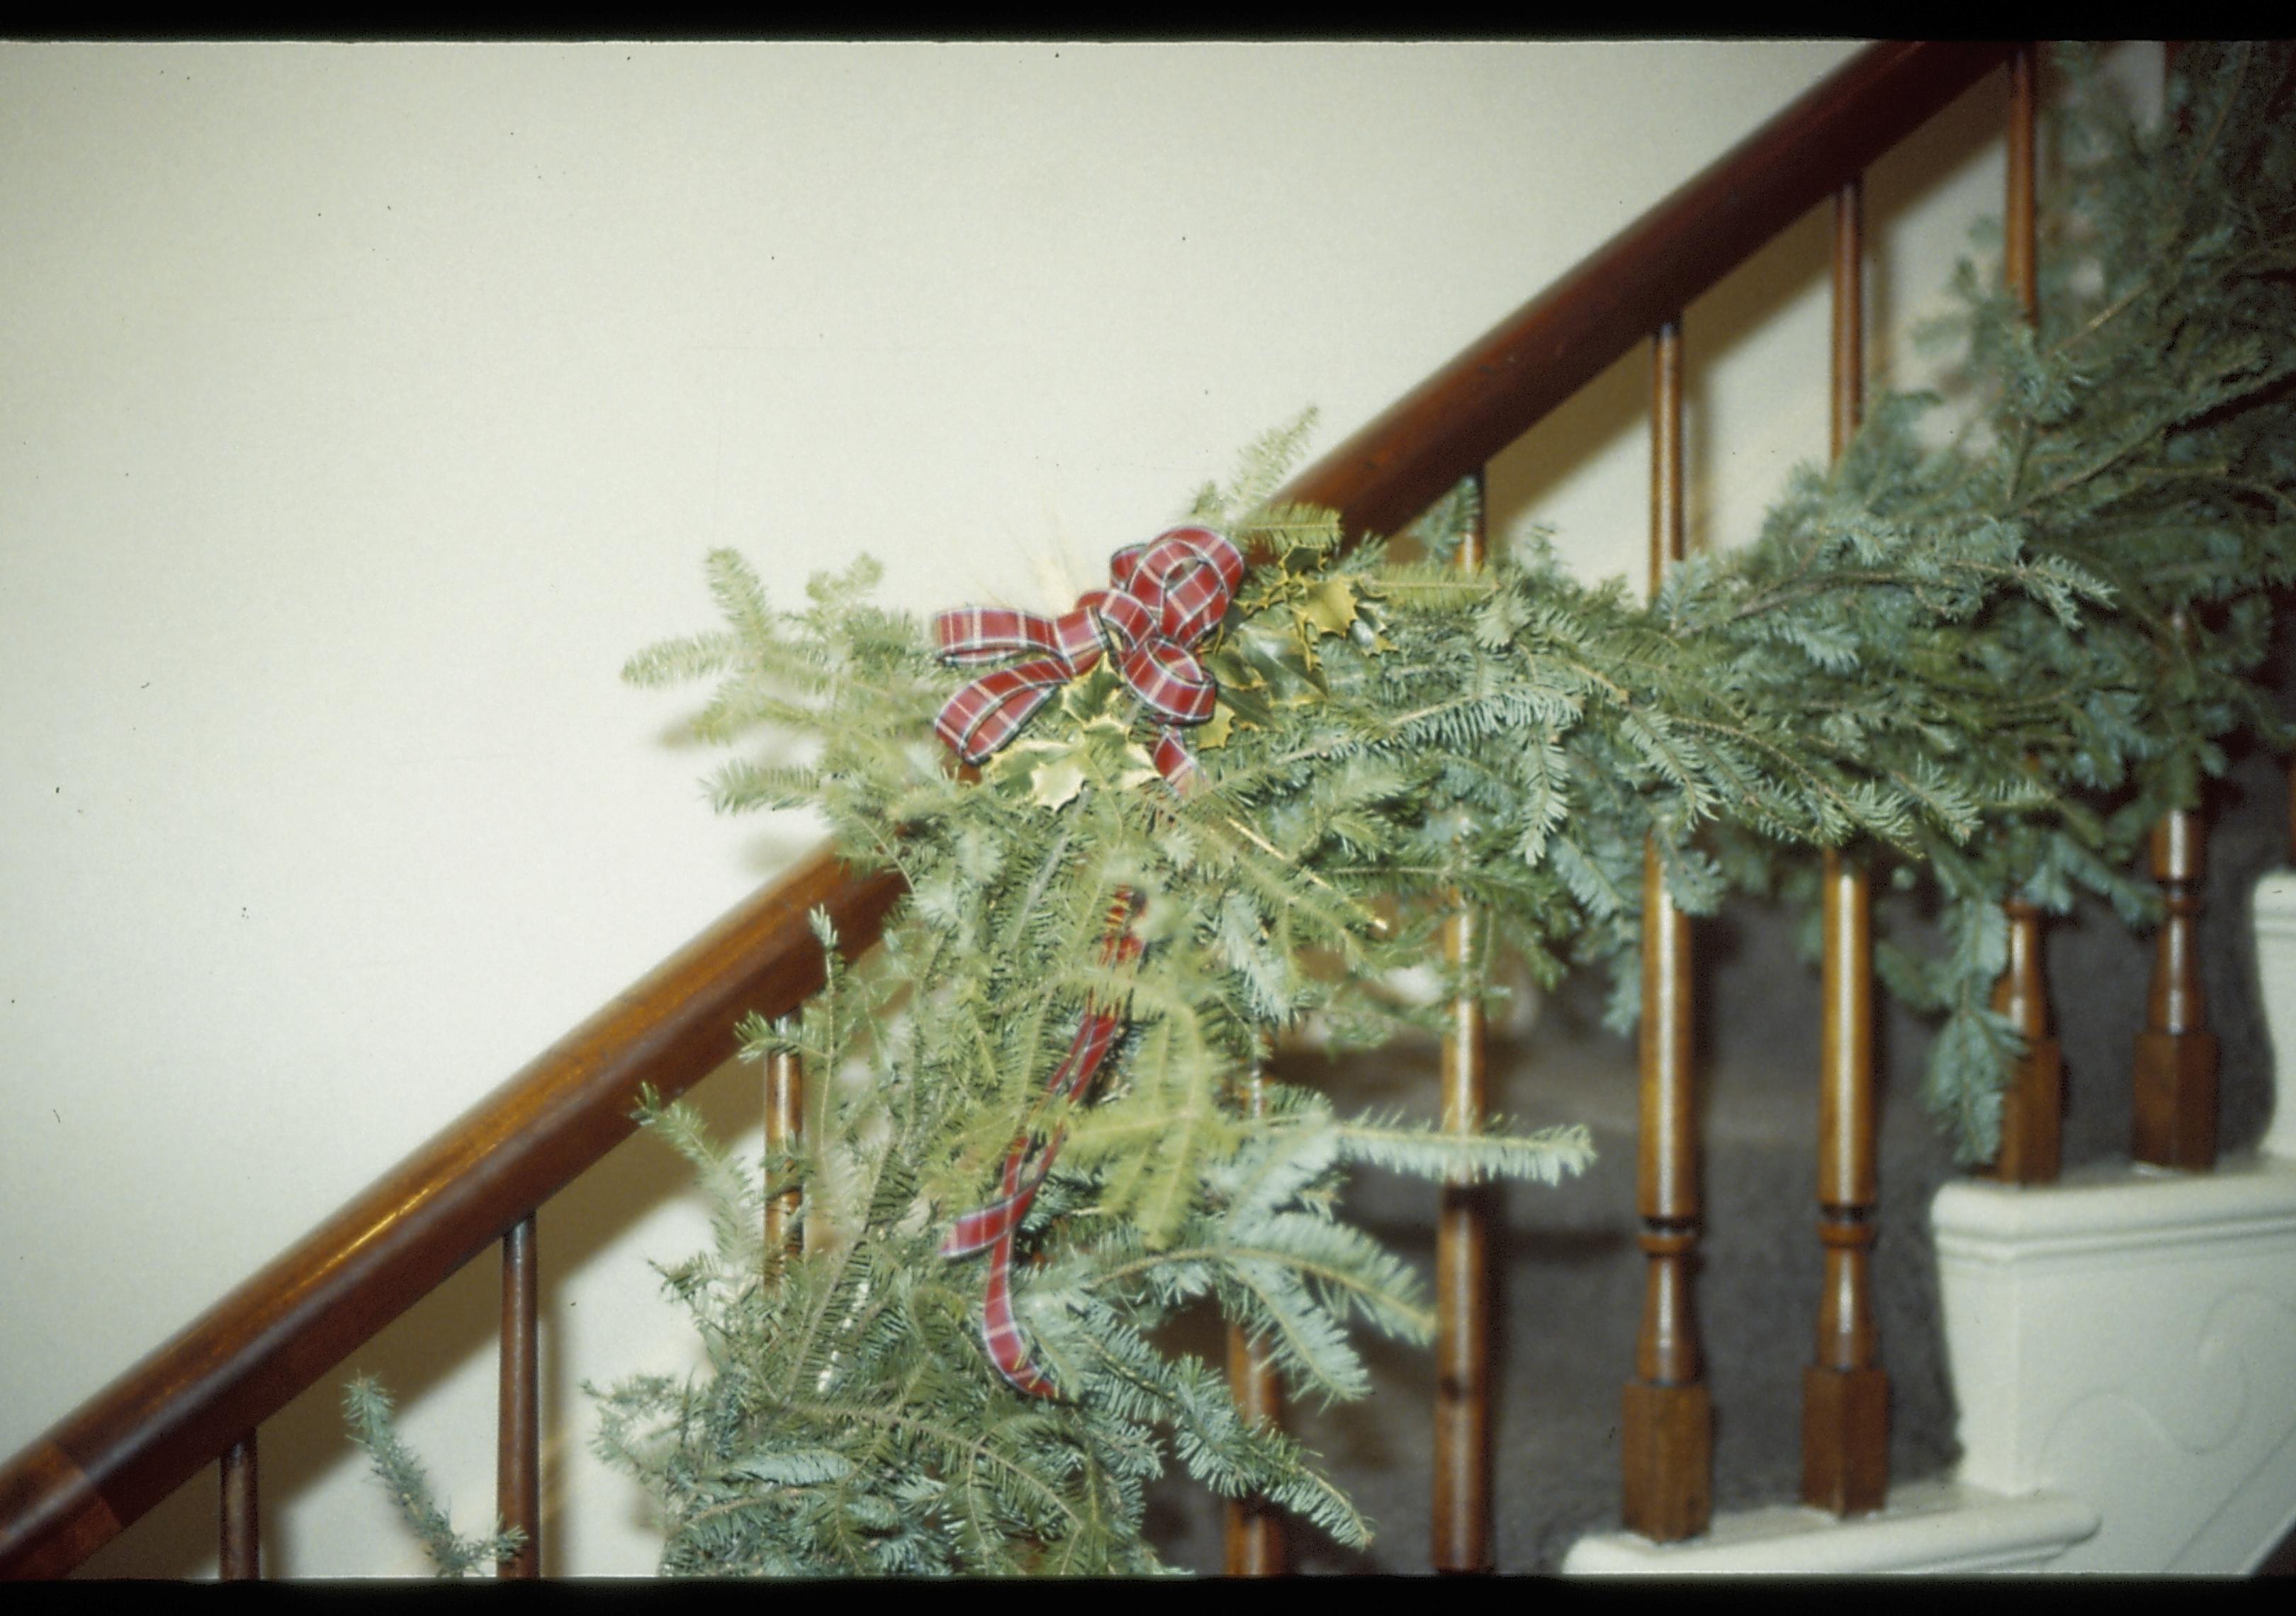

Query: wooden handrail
<box><xmin>1281</xmin><ymin>40</ymin><xmax>2013</xmax><ymax>538</ymax></box>
<box><xmin>0</xmin><ymin>39</ymin><xmax>2014</xmax><ymax>1578</ymax></box>
<box><xmin>0</xmin><ymin>851</ymin><xmax>902</xmax><ymax>1578</ymax></box>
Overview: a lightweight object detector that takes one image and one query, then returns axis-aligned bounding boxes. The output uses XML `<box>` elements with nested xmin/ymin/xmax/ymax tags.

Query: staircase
<box><xmin>1140</xmin><ymin>744</ymin><xmax>2296</xmax><ymax>1573</ymax></box>
<box><xmin>6</xmin><ymin>40</ymin><xmax>2292</xmax><ymax>1578</ymax></box>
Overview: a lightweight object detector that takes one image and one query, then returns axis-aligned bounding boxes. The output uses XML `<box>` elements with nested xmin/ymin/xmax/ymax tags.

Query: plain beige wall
<box><xmin>1</xmin><ymin>40</ymin><xmax>2149</xmax><ymax>1576</ymax></box>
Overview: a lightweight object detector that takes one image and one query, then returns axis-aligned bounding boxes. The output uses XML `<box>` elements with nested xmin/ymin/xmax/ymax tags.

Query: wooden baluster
<box><xmin>2133</xmin><ymin>802</ymin><xmax>2219</xmax><ymax>1169</ymax></box>
<box><xmin>1432</xmin><ymin>470</ymin><xmax>1494</xmax><ymax>1574</ymax></box>
<box><xmin>1803</xmin><ymin>179</ymin><xmax>1889</xmax><ymax>1518</ymax></box>
<box><xmin>1989</xmin><ymin>44</ymin><xmax>2064</xmax><ymax>1186</ymax></box>
<box><xmin>1806</xmin><ymin>852</ymin><xmax>1887</xmax><ymax>1513</ymax></box>
<box><xmin>2005</xmin><ymin>45</ymin><xmax>2039</xmax><ymax>330</ymax></box>
<box><xmin>1225</xmin><ymin>1062</ymin><xmax>1286</xmax><ymax>1576</ymax></box>
<box><xmin>497</xmin><ymin>1216</ymin><xmax>539</xmax><ymax>1578</ymax></box>
<box><xmin>219</xmin><ymin>1430</ymin><xmax>257</xmax><ymax>1579</ymax></box>
<box><xmin>1223</xmin><ymin>1320</ymin><xmax>1285</xmax><ymax>1576</ymax></box>
<box><xmin>2127</xmin><ymin>51</ymin><xmax>2219</xmax><ymax>1177</ymax></box>
<box><xmin>1828</xmin><ymin>179</ymin><xmax>1865</xmax><ymax>477</ymax></box>
<box><xmin>765</xmin><ymin>1050</ymin><xmax>804</xmax><ymax>1261</ymax></box>
<box><xmin>1621</xmin><ymin>317</ymin><xmax>1712</xmax><ymax>1544</ymax></box>
<box><xmin>1991</xmin><ymin>900</ymin><xmax>2062</xmax><ymax>1182</ymax></box>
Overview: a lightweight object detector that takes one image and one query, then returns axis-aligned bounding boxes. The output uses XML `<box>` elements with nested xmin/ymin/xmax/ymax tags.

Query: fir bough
<box><xmin>604</xmin><ymin>479</ymin><xmax>1604</xmax><ymax>1571</ymax></box>
<box><xmin>351</xmin><ymin>41</ymin><xmax>2294</xmax><ymax>1576</ymax></box>
<box><xmin>602</xmin><ymin>43</ymin><xmax>2292</xmax><ymax>1570</ymax></box>
<box><xmin>342</xmin><ymin>1378</ymin><xmax>527</xmax><ymax>1577</ymax></box>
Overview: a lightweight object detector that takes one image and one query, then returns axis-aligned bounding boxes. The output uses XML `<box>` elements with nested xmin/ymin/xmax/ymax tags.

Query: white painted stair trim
<box><xmin>2253</xmin><ymin>870</ymin><xmax>2296</xmax><ymax>1163</ymax></box>
<box><xmin>1932</xmin><ymin>1154</ymin><xmax>2296</xmax><ymax>1573</ymax></box>
<box><xmin>1561</xmin><ymin>1478</ymin><xmax>2098</xmax><ymax>1574</ymax></box>
<box><xmin>1565</xmin><ymin>869</ymin><xmax>2296</xmax><ymax>1576</ymax></box>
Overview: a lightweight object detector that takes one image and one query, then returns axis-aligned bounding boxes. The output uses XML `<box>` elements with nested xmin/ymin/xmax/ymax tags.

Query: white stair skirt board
<box><xmin>1565</xmin><ymin>870</ymin><xmax>2296</xmax><ymax>1576</ymax></box>
<box><xmin>1933</xmin><ymin>1154</ymin><xmax>2296</xmax><ymax>1573</ymax></box>
<box><xmin>1925</xmin><ymin>869</ymin><xmax>2296</xmax><ymax>1574</ymax></box>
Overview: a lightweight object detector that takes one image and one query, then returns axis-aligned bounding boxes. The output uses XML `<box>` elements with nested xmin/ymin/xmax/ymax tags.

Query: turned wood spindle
<box><xmin>1805</xmin><ymin>851</ymin><xmax>1888</xmax><ymax>1515</ymax></box>
<box><xmin>1224</xmin><ymin>1320</ymin><xmax>1287</xmax><ymax>1576</ymax></box>
<box><xmin>1828</xmin><ymin>181</ymin><xmax>1864</xmax><ymax>466</ymax></box>
<box><xmin>1990</xmin><ymin>901</ymin><xmax>2063</xmax><ymax>1182</ymax></box>
<box><xmin>2133</xmin><ymin>805</ymin><xmax>2219</xmax><ymax>1169</ymax></box>
<box><xmin>1802</xmin><ymin>180</ymin><xmax>1889</xmax><ymax>1519</ymax></box>
<box><xmin>1225</xmin><ymin>1062</ymin><xmax>1287</xmax><ymax>1576</ymax></box>
<box><xmin>2127</xmin><ymin>58</ymin><xmax>2219</xmax><ymax>1177</ymax></box>
<box><xmin>2005</xmin><ymin>45</ymin><xmax>2039</xmax><ymax>330</ymax></box>
<box><xmin>765</xmin><ymin>1050</ymin><xmax>804</xmax><ymax>1261</ymax></box>
<box><xmin>497</xmin><ymin>1215</ymin><xmax>540</xmax><ymax>1578</ymax></box>
<box><xmin>1621</xmin><ymin>315</ymin><xmax>1713</xmax><ymax>1544</ymax></box>
<box><xmin>219</xmin><ymin>1431</ymin><xmax>258</xmax><ymax>1580</ymax></box>
<box><xmin>1988</xmin><ymin>45</ymin><xmax>2064</xmax><ymax>1186</ymax></box>
<box><xmin>1433</xmin><ymin>469</ymin><xmax>1495</xmax><ymax>1574</ymax></box>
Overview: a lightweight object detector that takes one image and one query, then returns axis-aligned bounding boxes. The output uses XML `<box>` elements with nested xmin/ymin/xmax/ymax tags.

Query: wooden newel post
<box><xmin>1433</xmin><ymin>472</ymin><xmax>1495</xmax><ymax>1573</ymax></box>
<box><xmin>2132</xmin><ymin>809</ymin><xmax>2218</xmax><ymax>1170</ymax></box>
<box><xmin>1988</xmin><ymin>899</ymin><xmax>2063</xmax><ymax>1183</ymax></box>
<box><xmin>1803</xmin><ymin>851</ymin><xmax>1889</xmax><ymax>1515</ymax></box>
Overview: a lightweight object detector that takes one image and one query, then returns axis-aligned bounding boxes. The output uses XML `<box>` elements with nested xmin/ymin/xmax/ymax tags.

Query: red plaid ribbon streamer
<box><xmin>932</xmin><ymin>525</ymin><xmax>1243</xmax><ymax>792</ymax></box>
<box><xmin>940</xmin><ymin>887</ymin><xmax>1145</xmax><ymax>1397</ymax></box>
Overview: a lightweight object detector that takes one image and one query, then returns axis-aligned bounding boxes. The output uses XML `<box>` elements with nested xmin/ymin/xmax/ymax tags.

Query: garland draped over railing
<box><xmin>356</xmin><ymin>43</ymin><xmax>2294</xmax><ymax>1576</ymax></box>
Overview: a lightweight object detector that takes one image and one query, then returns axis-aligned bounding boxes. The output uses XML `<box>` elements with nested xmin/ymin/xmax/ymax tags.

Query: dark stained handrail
<box><xmin>1281</xmin><ymin>41</ymin><xmax>2013</xmax><ymax>539</ymax></box>
<box><xmin>0</xmin><ymin>852</ymin><xmax>902</xmax><ymax>1578</ymax></box>
<box><xmin>0</xmin><ymin>38</ymin><xmax>2015</xmax><ymax>1578</ymax></box>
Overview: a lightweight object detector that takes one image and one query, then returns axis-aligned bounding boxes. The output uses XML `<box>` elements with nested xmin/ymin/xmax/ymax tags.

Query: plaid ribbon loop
<box><xmin>940</xmin><ymin>887</ymin><xmax>1146</xmax><ymax>1398</ymax></box>
<box><xmin>930</xmin><ymin>528</ymin><xmax>1244</xmax><ymax>1393</ymax></box>
<box><xmin>931</xmin><ymin>525</ymin><xmax>1243</xmax><ymax>790</ymax></box>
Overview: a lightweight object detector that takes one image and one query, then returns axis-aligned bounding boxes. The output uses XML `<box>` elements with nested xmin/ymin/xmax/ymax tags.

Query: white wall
<box><xmin>0</xmin><ymin>40</ymin><xmax>2143</xmax><ymax>1576</ymax></box>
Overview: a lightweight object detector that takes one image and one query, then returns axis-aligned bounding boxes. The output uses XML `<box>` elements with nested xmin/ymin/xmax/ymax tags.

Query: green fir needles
<box><xmin>342</xmin><ymin>1379</ymin><xmax>527</xmax><ymax>1576</ymax></box>
<box><xmin>352</xmin><ymin>42</ymin><xmax>2294</xmax><ymax>1576</ymax></box>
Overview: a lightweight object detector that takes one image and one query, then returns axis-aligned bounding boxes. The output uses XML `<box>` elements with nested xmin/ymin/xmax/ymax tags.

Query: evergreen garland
<box><xmin>343</xmin><ymin>1378</ymin><xmax>529</xmax><ymax>1574</ymax></box>
<box><xmin>352</xmin><ymin>43</ymin><xmax>2293</xmax><ymax>1575</ymax></box>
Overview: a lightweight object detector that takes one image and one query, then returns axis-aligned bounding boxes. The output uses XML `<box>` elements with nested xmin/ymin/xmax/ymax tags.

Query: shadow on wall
<box><xmin>1485</xmin><ymin>57</ymin><xmax>2019</xmax><ymax>575</ymax></box>
<box><xmin>74</xmin><ymin>1048</ymin><xmax>769</xmax><ymax>1578</ymax></box>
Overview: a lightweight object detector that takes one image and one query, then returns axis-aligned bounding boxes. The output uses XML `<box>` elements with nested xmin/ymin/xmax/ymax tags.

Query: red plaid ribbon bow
<box><xmin>940</xmin><ymin>888</ymin><xmax>1145</xmax><ymax>1396</ymax></box>
<box><xmin>932</xmin><ymin>525</ymin><xmax>1244</xmax><ymax>792</ymax></box>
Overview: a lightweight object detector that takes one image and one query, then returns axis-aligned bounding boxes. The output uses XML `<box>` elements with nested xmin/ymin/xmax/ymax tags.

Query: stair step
<box><xmin>1560</xmin><ymin>1478</ymin><xmax>2099</xmax><ymax>1574</ymax></box>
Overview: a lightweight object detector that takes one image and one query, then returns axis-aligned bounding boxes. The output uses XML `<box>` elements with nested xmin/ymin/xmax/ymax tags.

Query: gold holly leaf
<box><xmin>1298</xmin><ymin>576</ymin><xmax>1361</xmax><ymax>638</ymax></box>
<box><xmin>1028</xmin><ymin>754</ymin><xmax>1088</xmax><ymax>812</ymax></box>
<box><xmin>1194</xmin><ymin>702</ymin><xmax>1236</xmax><ymax>752</ymax></box>
<box><xmin>1113</xmin><ymin>739</ymin><xmax>1161</xmax><ymax>794</ymax></box>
